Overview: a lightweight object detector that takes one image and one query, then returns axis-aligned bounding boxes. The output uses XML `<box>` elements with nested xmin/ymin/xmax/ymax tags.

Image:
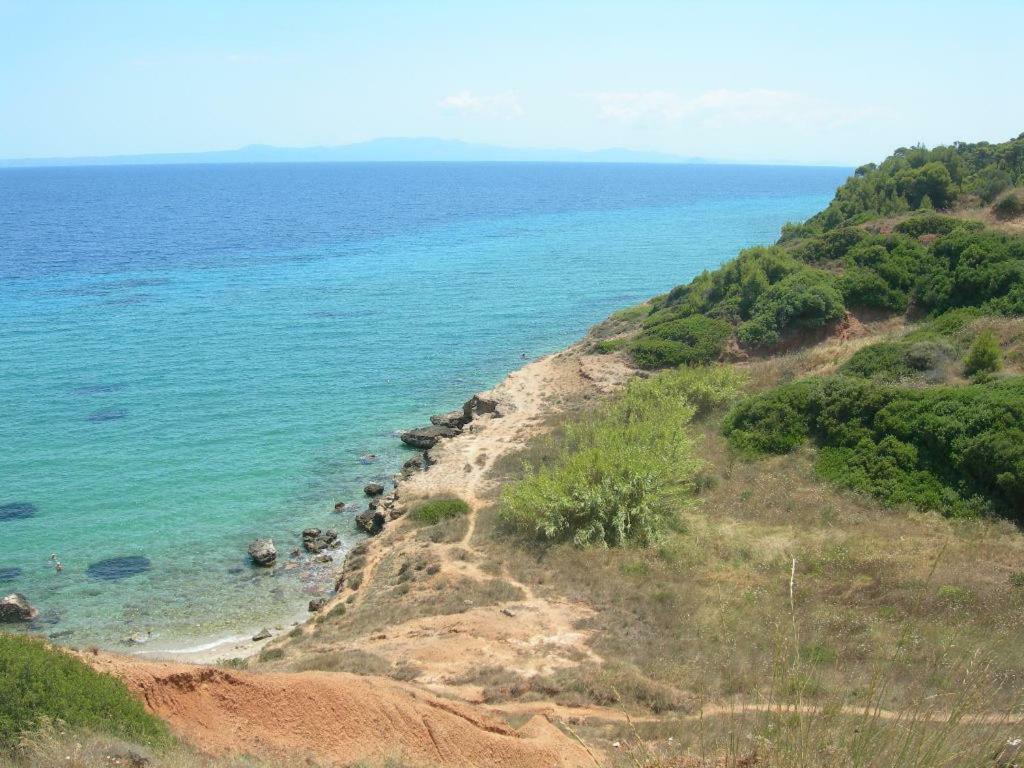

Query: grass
<box><xmin>471</xmin><ymin>337</ymin><xmax>1024</xmax><ymax>732</ymax></box>
<box><xmin>0</xmin><ymin>634</ymin><xmax>171</xmax><ymax>751</ymax></box>
<box><xmin>410</xmin><ymin>497</ymin><xmax>470</xmax><ymax>525</ymax></box>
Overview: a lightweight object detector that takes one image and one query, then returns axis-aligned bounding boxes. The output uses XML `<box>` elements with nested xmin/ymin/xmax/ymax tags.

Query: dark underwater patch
<box><xmin>0</xmin><ymin>502</ymin><xmax>37</xmax><ymax>521</ymax></box>
<box><xmin>73</xmin><ymin>383</ymin><xmax>128</xmax><ymax>396</ymax></box>
<box><xmin>86</xmin><ymin>555</ymin><xmax>151</xmax><ymax>581</ymax></box>
<box><xmin>0</xmin><ymin>567</ymin><xmax>22</xmax><ymax>582</ymax></box>
<box><xmin>87</xmin><ymin>407</ymin><xmax>127</xmax><ymax>422</ymax></box>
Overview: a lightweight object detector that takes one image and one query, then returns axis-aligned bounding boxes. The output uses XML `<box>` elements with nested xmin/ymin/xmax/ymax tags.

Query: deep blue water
<box><xmin>0</xmin><ymin>161</ymin><xmax>849</xmax><ymax>651</ymax></box>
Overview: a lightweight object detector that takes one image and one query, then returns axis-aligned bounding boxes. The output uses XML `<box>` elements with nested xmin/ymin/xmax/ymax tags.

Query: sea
<box><xmin>0</xmin><ymin>161</ymin><xmax>849</xmax><ymax>653</ymax></box>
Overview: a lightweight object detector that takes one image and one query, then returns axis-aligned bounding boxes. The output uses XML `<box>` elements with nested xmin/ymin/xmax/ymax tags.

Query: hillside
<box><xmin>4</xmin><ymin>134</ymin><xmax>1024</xmax><ymax>767</ymax></box>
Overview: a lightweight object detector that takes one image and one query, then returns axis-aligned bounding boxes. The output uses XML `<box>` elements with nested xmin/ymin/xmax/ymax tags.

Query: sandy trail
<box><xmin>294</xmin><ymin>346</ymin><xmax>633</xmax><ymax>688</ymax></box>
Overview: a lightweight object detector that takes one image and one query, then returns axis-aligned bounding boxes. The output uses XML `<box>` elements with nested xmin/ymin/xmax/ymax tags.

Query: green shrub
<box><xmin>723</xmin><ymin>376</ymin><xmax>1024</xmax><ymax>518</ymax></box>
<box><xmin>964</xmin><ymin>329</ymin><xmax>1002</xmax><ymax>376</ymax></box>
<box><xmin>411</xmin><ymin>497</ymin><xmax>470</xmax><ymax>524</ymax></box>
<box><xmin>840</xmin><ymin>342</ymin><xmax>914</xmax><ymax>381</ymax></box>
<box><xmin>594</xmin><ymin>338</ymin><xmax>627</xmax><ymax>354</ymax></box>
<box><xmin>632</xmin><ymin>315</ymin><xmax>732</xmax><ymax>369</ymax></box>
<box><xmin>894</xmin><ymin>213</ymin><xmax>969</xmax><ymax>237</ymax></box>
<box><xmin>0</xmin><ymin>633</ymin><xmax>171</xmax><ymax>749</ymax></box>
<box><xmin>501</xmin><ymin>367</ymin><xmax>743</xmax><ymax>547</ymax></box>
<box><xmin>737</xmin><ymin>270</ymin><xmax>845</xmax><ymax>347</ymax></box>
<box><xmin>839</xmin><ymin>267</ymin><xmax>908</xmax><ymax>311</ymax></box>
<box><xmin>993</xmin><ymin>192</ymin><xmax>1024</xmax><ymax>220</ymax></box>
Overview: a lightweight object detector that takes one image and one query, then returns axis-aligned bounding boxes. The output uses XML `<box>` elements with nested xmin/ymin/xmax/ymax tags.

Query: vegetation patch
<box><xmin>500</xmin><ymin>367</ymin><xmax>743</xmax><ymax>546</ymax></box>
<box><xmin>410</xmin><ymin>497</ymin><xmax>470</xmax><ymax>525</ymax></box>
<box><xmin>0</xmin><ymin>633</ymin><xmax>171</xmax><ymax>750</ymax></box>
<box><xmin>724</xmin><ymin>375</ymin><xmax>1024</xmax><ymax>518</ymax></box>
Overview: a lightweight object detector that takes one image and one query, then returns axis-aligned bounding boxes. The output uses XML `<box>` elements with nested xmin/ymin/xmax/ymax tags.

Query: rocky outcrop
<box><xmin>252</xmin><ymin>628</ymin><xmax>272</xmax><ymax>641</ymax></box>
<box><xmin>303</xmin><ymin>529</ymin><xmax>339</xmax><ymax>554</ymax></box>
<box><xmin>463</xmin><ymin>394</ymin><xmax>500</xmax><ymax>422</ymax></box>
<box><xmin>0</xmin><ymin>592</ymin><xmax>37</xmax><ymax>622</ymax></box>
<box><xmin>363</xmin><ymin>482</ymin><xmax>385</xmax><ymax>497</ymax></box>
<box><xmin>400</xmin><ymin>425</ymin><xmax>459</xmax><ymax>449</ymax></box>
<box><xmin>430</xmin><ymin>410</ymin><xmax>468</xmax><ymax>429</ymax></box>
<box><xmin>355</xmin><ymin>508</ymin><xmax>385</xmax><ymax>536</ymax></box>
<box><xmin>308</xmin><ymin>597</ymin><xmax>327</xmax><ymax>613</ymax></box>
<box><xmin>248</xmin><ymin>538</ymin><xmax>277</xmax><ymax>567</ymax></box>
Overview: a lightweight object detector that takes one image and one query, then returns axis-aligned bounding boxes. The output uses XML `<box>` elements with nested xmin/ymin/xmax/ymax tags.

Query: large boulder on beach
<box><xmin>400</xmin><ymin>425</ymin><xmax>459</xmax><ymax>450</ymax></box>
<box><xmin>248</xmin><ymin>538</ymin><xmax>277</xmax><ymax>567</ymax></box>
<box><xmin>463</xmin><ymin>394</ymin><xmax>500</xmax><ymax>422</ymax></box>
<box><xmin>0</xmin><ymin>593</ymin><xmax>37</xmax><ymax>622</ymax></box>
<box><xmin>430</xmin><ymin>410</ymin><xmax>468</xmax><ymax>429</ymax></box>
<box><xmin>355</xmin><ymin>508</ymin><xmax>385</xmax><ymax>536</ymax></box>
<box><xmin>363</xmin><ymin>482</ymin><xmax>385</xmax><ymax>497</ymax></box>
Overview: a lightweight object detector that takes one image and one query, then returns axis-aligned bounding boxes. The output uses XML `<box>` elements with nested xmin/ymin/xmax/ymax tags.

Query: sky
<box><xmin>1</xmin><ymin>0</ymin><xmax>1021</xmax><ymax>166</ymax></box>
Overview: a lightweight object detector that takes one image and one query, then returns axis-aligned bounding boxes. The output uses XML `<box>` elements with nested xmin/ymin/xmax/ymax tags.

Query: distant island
<box><xmin>0</xmin><ymin>137</ymin><xmax>710</xmax><ymax>169</ymax></box>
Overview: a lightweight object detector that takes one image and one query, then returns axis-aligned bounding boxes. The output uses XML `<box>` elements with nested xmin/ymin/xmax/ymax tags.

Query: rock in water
<box><xmin>355</xmin><ymin>508</ymin><xmax>385</xmax><ymax>536</ymax></box>
<box><xmin>252</xmin><ymin>628</ymin><xmax>272</xmax><ymax>641</ymax></box>
<box><xmin>430</xmin><ymin>410</ymin><xmax>468</xmax><ymax>429</ymax></box>
<box><xmin>400</xmin><ymin>425</ymin><xmax>459</xmax><ymax>449</ymax></box>
<box><xmin>0</xmin><ymin>593</ymin><xmax>38</xmax><ymax>622</ymax></box>
<box><xmin>302</xmin><ymin>528</ymin><xmax>339</xmax><ymax>554</ymax></box>
<box><xmin>248</xmin><ymin>539</ymin><xmax>277</xmax><ymax>567</ymax></box>
<box><xmin>363</xmin><ymin>482</ymin><xmax>385</xmax><ymax>497</ymax></box>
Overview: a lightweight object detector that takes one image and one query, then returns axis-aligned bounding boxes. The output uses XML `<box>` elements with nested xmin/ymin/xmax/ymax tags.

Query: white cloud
<box><xmin>438</xmin><ymin>90</ymin><xmax>524</xmax><ymax>118</ymax></box>
<box><xmin>591</xmin><ymin>89</ymin><xmax>869</xmax><ymax>130</ymax></box>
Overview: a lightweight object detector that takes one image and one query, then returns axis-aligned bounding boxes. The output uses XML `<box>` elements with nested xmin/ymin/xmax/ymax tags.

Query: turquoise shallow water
<box><xmin>0</xmin><ymin>162</ymin><xmax>849</xmax><ymax>650</ymax></box>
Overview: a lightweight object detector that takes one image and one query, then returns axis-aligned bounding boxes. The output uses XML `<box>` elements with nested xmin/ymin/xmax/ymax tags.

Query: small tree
<box><xmin>992</xmin><ymin>192</ymin><xmax>1024</xmax><ymax>220</ymax></box>
<box><xmin>964</xmin><ymin>330</ymin><xmax>1002</xmax><ymax>376</ymax></box>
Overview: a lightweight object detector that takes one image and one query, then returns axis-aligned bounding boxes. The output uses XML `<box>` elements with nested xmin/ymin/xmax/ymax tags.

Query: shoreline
<box><xmin>146</xmin><ymin>328</ymin><xmax>637</xmax><ymax>665</ymax></box>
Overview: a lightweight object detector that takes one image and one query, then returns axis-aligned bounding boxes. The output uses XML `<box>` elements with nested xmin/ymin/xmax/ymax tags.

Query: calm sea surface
<box><xmin>0</xmin><ymin>162</ymin><xmax>849</xmax><ymax>650</ymax></box>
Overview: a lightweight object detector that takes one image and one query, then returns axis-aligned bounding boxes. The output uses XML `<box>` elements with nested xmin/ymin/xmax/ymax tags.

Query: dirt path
<box><xmin>487</xmin><ymin>699</ymin><xmax>1023</xmax><ymax>727</ymax></box>
<box><xmin>284</xmin><ymin>346</ymin><xmax>632</xmax><ymax>689</ymax></box>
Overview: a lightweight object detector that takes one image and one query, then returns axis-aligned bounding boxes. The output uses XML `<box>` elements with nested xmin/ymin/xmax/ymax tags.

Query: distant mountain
<box><xmin>0</xmin><ymin>138</ymin><xmax>709</xmax><ymax>168</ymax></box>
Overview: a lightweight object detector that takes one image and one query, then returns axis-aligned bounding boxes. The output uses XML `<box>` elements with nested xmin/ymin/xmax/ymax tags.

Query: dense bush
<box><xmin>737</xmin><ymin>270</ymin><xmax>844</xmax><ymax>346</ymax></box>
<box><xmin>917</xmin><ymin>227</ymin><xmax>1024</xmax><ymax>314</ymax></box>
<box><xmin>993</xmin><ymin>192</ymin><xmax>1024</xmax><ymax>220</ymax></box>
<box><xmin>501</xmin><ymin>367</ymin><xmax>743</xmax><ymax>546</ymax></box>
<box><xmin>631</xmin><ymin>315</ymin><xmax>731</xmax><ymax>369</ymax></box>
<box><xmin>723</xmin><ymin>376</ymin><xmax>1024</xmax><ymax>518</ymax></box>
<box><xmin>411</xmin><ymin>497</ymin><xmax>470</xmax><ymax>524</ymax></box>
<box><xmin>964</xmin><ymin>329</ymin><xmax>1002</xmax><ymax>376</ymax></box>
<box><xmin>893</xmin><ymin>213</ymin><xmax>972</xmax><ymax>238</ymax></box>
<box><xmin>0</xmin><ymin>633</ymin><xmax>170</xmax><ymax>749</ymax></box>
<box><xmin>810</xmin><ymin>134</ymin><xmax>1024</xmax><ymax>230</ymax></box>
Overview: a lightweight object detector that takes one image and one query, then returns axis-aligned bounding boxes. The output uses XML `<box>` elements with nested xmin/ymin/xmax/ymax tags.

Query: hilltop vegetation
<box><xmin>584</xmin><ymin>136</ymin><xmax>1024</xmax><ymax>528</ymax></box>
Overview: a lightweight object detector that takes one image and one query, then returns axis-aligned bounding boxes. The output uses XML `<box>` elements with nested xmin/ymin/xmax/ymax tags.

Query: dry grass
<box><xmin>467</xmin><ymin>324</ymin><xmax>1024</xmax><ymax>745</ymax></box>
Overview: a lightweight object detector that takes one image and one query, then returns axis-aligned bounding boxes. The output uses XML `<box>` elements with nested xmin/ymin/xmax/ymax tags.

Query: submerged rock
<box><xmin>247</xmin><ymin>538</ymin><xmax>277</xmax><ymax>567</ymax></box>
<box><xmin>0</xmin><ymin>502</ymin><xmax>37</xmax><ymax>522</ymax></box>
<box><xmin>0</xmin><ymin>593</ymin><xmax>38</xmax><ymax>622</ymax></box>
<box><xmin>400</xmin><ymin>425</ymin><xmax>459</xmax><ymax>450</ymax></box>
<box><xmin>0</xmin><ymin>567</ymin><xmax>22</xmax><ymax>583</ymax></box>
<box><xmin>363</xmin><ymin>482</ymin><xmax>385</xmax><ymax>497</ymax></box>
<box><xmin>87</xmin><ymin>407</ymin><xmax>127</xmax><ymax>423</ymax></box>
<box><xmin>86</xmin><ymin>555</ymin><xmax>151</xmax><ymax>581</ymax></box>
